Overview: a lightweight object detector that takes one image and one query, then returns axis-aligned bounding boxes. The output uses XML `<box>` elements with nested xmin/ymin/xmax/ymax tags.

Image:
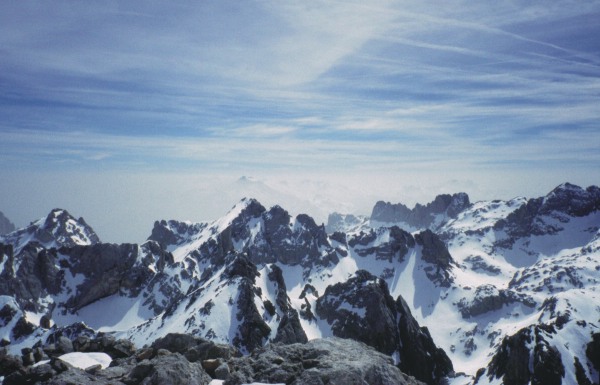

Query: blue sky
<box><xmin>1</xmin><ymin>1</ymin><xmax>600</xmax><ymax>242</ymax></box>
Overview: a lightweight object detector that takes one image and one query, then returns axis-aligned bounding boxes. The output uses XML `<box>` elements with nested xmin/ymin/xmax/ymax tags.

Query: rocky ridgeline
<box><xmin>315</xmin><ymin>270</ymin><xmax>453</xmax><ymax>385</ymax></box>
<box><xmin>370</xmin><ymin>192</ymin><xmax>471</xmax><ymax>229</ymax></box>
<box><xmin>0</xmin><ymin>333</ymin><xmax>426</xmax><ymax>385</ymax></box>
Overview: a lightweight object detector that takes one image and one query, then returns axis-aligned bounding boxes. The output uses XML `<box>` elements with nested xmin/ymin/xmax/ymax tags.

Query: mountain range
<box><xmin>0</xmin><ymin>182</ymin><xmax>599</xmax><ymax>385</ymax></box>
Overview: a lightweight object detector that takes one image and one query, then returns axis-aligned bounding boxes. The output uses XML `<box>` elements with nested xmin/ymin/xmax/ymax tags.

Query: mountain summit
<box><xmin>0</xmin><ymin>208</ymin><xmax>99</xmax><ymax>254</ymax></box>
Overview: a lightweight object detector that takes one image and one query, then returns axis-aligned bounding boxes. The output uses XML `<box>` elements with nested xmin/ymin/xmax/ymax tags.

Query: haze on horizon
<box><xmin>1</xmin><ymin>1</ymin><xmax>599</xmax><ymax>243</ymax></box>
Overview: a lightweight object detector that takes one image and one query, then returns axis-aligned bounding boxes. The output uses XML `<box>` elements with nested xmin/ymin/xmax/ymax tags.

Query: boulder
<box><xmin>225</xmin><ymin>337</ymin><xmax>425</xmax><ymax>385</ymax></box>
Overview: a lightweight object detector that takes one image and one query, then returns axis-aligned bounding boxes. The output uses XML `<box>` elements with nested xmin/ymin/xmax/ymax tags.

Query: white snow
<box><xmin>54</xmin><ymin>294</ymin><xmax>154</xmax><ymax>331</ymax></box>
<box><xmin>58</xmin><ymin>352</ymin><xmax>112</xmax><ymax>370</ymax></box>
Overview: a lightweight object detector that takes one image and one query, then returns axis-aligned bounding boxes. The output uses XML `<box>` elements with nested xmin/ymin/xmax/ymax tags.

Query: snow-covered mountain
<box><xmin>0</xmin><ymin>183</ymin><xmax>599</xmax><ymax>385</ymax></box>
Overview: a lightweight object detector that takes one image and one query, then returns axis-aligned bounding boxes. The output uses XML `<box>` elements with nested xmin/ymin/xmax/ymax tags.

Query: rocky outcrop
<box><xmin>371</xmin><ymin>192</ymin><xmax>470</xmax><ymax>229</ymax></box>
<box><xmin>415</xmin><ymin>229</ymin><xmax>454</xmax><ymax>286</ymax></box>
<box><xmin>1</xmin><ymin>333</ymin><xmax>427</xmax><ymax>385</ymax></box>
<box><xmin>587</xmin><ymin>333</ymin><xmax>600</xmax><ymax>376</ymax></box>
<box><xmin>1</xmin><ymin>332</ymin><xmax>229</xmax><ymax>385</ymax></box>
<box><xmin>495</xmin><ymin>183</ymin><xmax>600</xmax><ymax>239</ymax></box>
<box><xmin>316</xmin><ymin>270</ymin><xmax>453</xmax><ymax>384</ymax></box>
<box><xmin>0</xmin><ymin>243</ymin><xmax>62</xmax><ymax>313</ymax></box>
<box><xmin>225</xmin><ymin>337</ymin><xmax>426</xmax><ymax>385</ymax></box>
<box><xmin>148</xmin><ymin>219</ymin><xmax>207</xmax><ymax>249</ymax></box>
<box><xmin>268</xmin><ymin>265</ymin><xmax>308</xmax><ymax>344</ymax></box>
<box><xmin>249</xmin><ymin>207</ymin><xmax>335</xmax><ymax>267</ymax></box>
<box><xmin>348</xmin><ymin>226</ymin><xmax>415</xmax><ymax>262</ymax></box>
<box><xmin>0</xmin><ymin>238</ymin><xmax>174</xmax><ymax>318</ymax></box>
<box><xmin>316</xmin><ymin>270</ymin><xmax>400</xmax><ymax>355</ymax></box>
<box><xmin>0</xmin><ymin>211</ymin><xmax>15</xmax><ymax>235</ymax></box>
<box><xmin>396</xmin><ymin>296</ymin><xmax>454</xmax><ymax>385</ymax></box>
<box><xmin>478</xmin><ymin>325</ymin><xmax>566</xmax><ymax>385</ymax></box>
<box><xmin>61</xmin><ymin>242</ymin><xmax>173</xmax><ymax>311</ymax></box>
<box><xmin>457</xmin><ymin>284</ymin><xmax>535</xmax><ymax>319</ymax></box>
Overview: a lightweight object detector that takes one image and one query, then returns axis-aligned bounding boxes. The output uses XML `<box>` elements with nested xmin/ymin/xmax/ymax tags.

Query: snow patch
<box><xmin>58</xmin><ymin>352</ymin><xmax>112</xmax><ymax>370</ymax></box>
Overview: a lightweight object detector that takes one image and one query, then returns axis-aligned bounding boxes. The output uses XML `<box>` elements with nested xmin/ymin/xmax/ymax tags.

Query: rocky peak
<box><xmin>148</xmin><ymin>219</ymin><xmax>206</xmax><ymax>249</ymax></box>
<box><xmin>495</xmin><ymin>183</ymin><xmax>600</xmax><ymax>238</ymax></box>
<box><xmin>0</xmin><ymin>209</ymin><xmax>100</xmax><ymax>254</ymax></box>
<box><xmin>41</xmin><ymin>209</ymin><xmax>100</xmax><ymax>246</ymax></box>
<box><xmin>540</xmin><ymin>182</ymin><xmax>600</xmax><ymax>216</ymax></box>
<box><xmin>262</xmin><ymin>205</ymin><xmax>291</xmax><ymax>235</ymax></box>
<box><xmin>371</xmin><ymin>192</ymin><xmax>471</xmax><ymax>229</ymax></box>
<box><xmin>315</xmin><ymin>270</ymin><xmax>453</xmax><ymax>384</ymax></box>
<box><xmin>228</xmin><ymin>198</ymin><xmax>266</xmax><ymax>227</ymax></box>
<box><xmin>0</xmin><ymin>211</ymin><xmax>16</xmax><ymax>235</ymax></box>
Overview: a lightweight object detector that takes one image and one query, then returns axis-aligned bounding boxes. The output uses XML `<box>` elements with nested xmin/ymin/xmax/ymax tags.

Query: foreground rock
<box><xmin>1</xmin><ymin>333</ymin><xmax>432</xmax><ymax>385</ymax></box>
<box><xmin>225</xmin><ymin>337</ymin><xmax>426</xmax><ymax>385</ymax></box>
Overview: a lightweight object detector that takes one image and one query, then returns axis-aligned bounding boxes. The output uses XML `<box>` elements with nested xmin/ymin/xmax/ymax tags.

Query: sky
<box><xmin>1</xmin><ymin>1</ymin><xmax>599</xmax><ymax>243</ymax></box>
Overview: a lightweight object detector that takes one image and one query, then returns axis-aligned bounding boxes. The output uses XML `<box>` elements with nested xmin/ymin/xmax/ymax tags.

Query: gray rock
<box><xmin>415</xmin><ymin>229</ymin><xmax>454</xmax><ymax>286</ymax></box>
<box><xmin>587</xmin><ymin>333</ymin><xmax>600</xmax><ymax>374</ymax></box>
<box><xmin>148</xmin><ymin>219</ymin><xmax>207</xmax><ymax>249</ymax></box>
<box><xmin>494</xmin><ymin>183</ymin><xmax>600</xmax><ymax>240</ymax></box>
<box><xmin>371</xmin><ymin>192</ymin><xmax>470</xmax><ymax>229</ymax></box>
<box><xmin>316</xmin><ymin>270</ymin><xmax>453</xmax><ymax>385</ymax></box>
<box><xmin>316</xmin><ymin>270</ymin><xmax>399</xmax><ymax>355</ymax></box>
<box><xmin>0</xmin><ymin>350</ymin><xmax>24</xmax><ymax>376</ymax></box>
<box><xmin>215</xmin><ymin>362</ymin><xmax>231</xmax><ymax>380</ymax></box>
<box><xmin>225</xmin><ymin>337</ymin><xmax>425</xmax><ymax>385</ymax></box>
<box><xmin>396</xmin><ymin>296</ymin><xmax>454</xmax><ymax>385</ymax></box>
<box><xmin>480</xmin><ymin>324</ymin><xmax>566</xmax><ymax>385</ymax></box>
<box><xmin>133</xmin><ymin>352</ymin><xmax>212</xmax><ymax>385</ymax></box>
<box><xmin>268</xmin><ymin>264</ymin><xmax>308</xmax><ymax>345</ymax></box>
<box><xmin>56</xmin><ymin>336</ymin><xmax>74</xmax><ymax>354</ymax></box>
<box><xmin>326</xmin><ymin>212</ymin><xmax>365</xmax><ymax>233</ymax></box>
<box><xmin>457</xmin><ymin>284</ymin><xmax>535</xmax><ymax>319</ymax></box>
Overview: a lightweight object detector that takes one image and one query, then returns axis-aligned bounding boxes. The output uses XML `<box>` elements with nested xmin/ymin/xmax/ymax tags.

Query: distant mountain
<box><xmin>0</xmin><ymin>208</ymin><xmax>99</xmax><ymax>254</ymax></box>
<box><xmin>1</xmin><ymin>183</ymin><xmax>599</xmax><ymax>385</ymax></box>
<box><xmin>370</xmin><ymin>192</ymin><xmax>471</xmax><ymax>230</ymax></box>
<box><xmin>0</xmin><ymin>211</ymin><xmax>15</xmax><ymax>235</ymax></box>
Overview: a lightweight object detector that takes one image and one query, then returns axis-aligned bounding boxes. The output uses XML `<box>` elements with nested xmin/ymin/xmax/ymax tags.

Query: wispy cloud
<box><xmin>1</xmin><ymin>1</ymin><xmax>599</xmax><ymax>242</ymax></box>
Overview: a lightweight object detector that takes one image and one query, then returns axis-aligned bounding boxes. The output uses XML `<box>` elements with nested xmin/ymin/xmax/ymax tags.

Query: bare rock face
<box><xmin>396</xmin><ymin>296</ymin><xmax>455</xmax><ymax>385</ymax></box>
<box><xmin>348</xmin><ymin>226</ymin><xmax>415</xmax><ymax>262</ymax></box>
<box><xmin>415</xmin><ymin>229</ymin><xmax>454</xmax><ymax>286</ymax></box>
<box><xmin>479</xmin><ymin>325</ymin><xmax>566</xmax><ymax>385</ymax></box>
<box><xmin>191</xmin><ymin>199</ymin><xmax>338</xmax><ymax>269</ymax></box>
<box><xmin>495</xmin><ymin>183</ymin><xmax>600</xmax><ymax>238</ymax></box>
<box><xmin>268</xmin><ymin>264</ymin><xmax>308</xmax><ymax>345</ymax></box>
<box><xmin>586</xmin><ymin>333</ymin><xmax>600</xmax><ymax>377</ymax></box>
<box><xmin>371</xmin><ymin>192</ymin><xmax>470</xmax><ymax>229</ymax></box>
<box><xmin>316</xmin><ymin>270</ymin><xmax>400</xmax><ymax>355</ymax></box>
<box><xmin>60</xmin><ymin>241</ymin><xmax>173</xmax><ymax>311</ymax></box>
<box><xmin>316</xmin><ymin>270</ymin><xmax>453</xmax><ymax>385</ymax></box>
<box><xmin>148</xmin><ymin>219</ymin><xmax>207</xmax><ymax>249</ymax></box>
<box><xmin>457</xmin><ymin>284</ymin><xmax>535</xmax><ymax>319</ymax></box>
<box><xmin>225</xmin><ymin>337</ymin><xmax>426</xmax><ymax>385</ymax></box>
